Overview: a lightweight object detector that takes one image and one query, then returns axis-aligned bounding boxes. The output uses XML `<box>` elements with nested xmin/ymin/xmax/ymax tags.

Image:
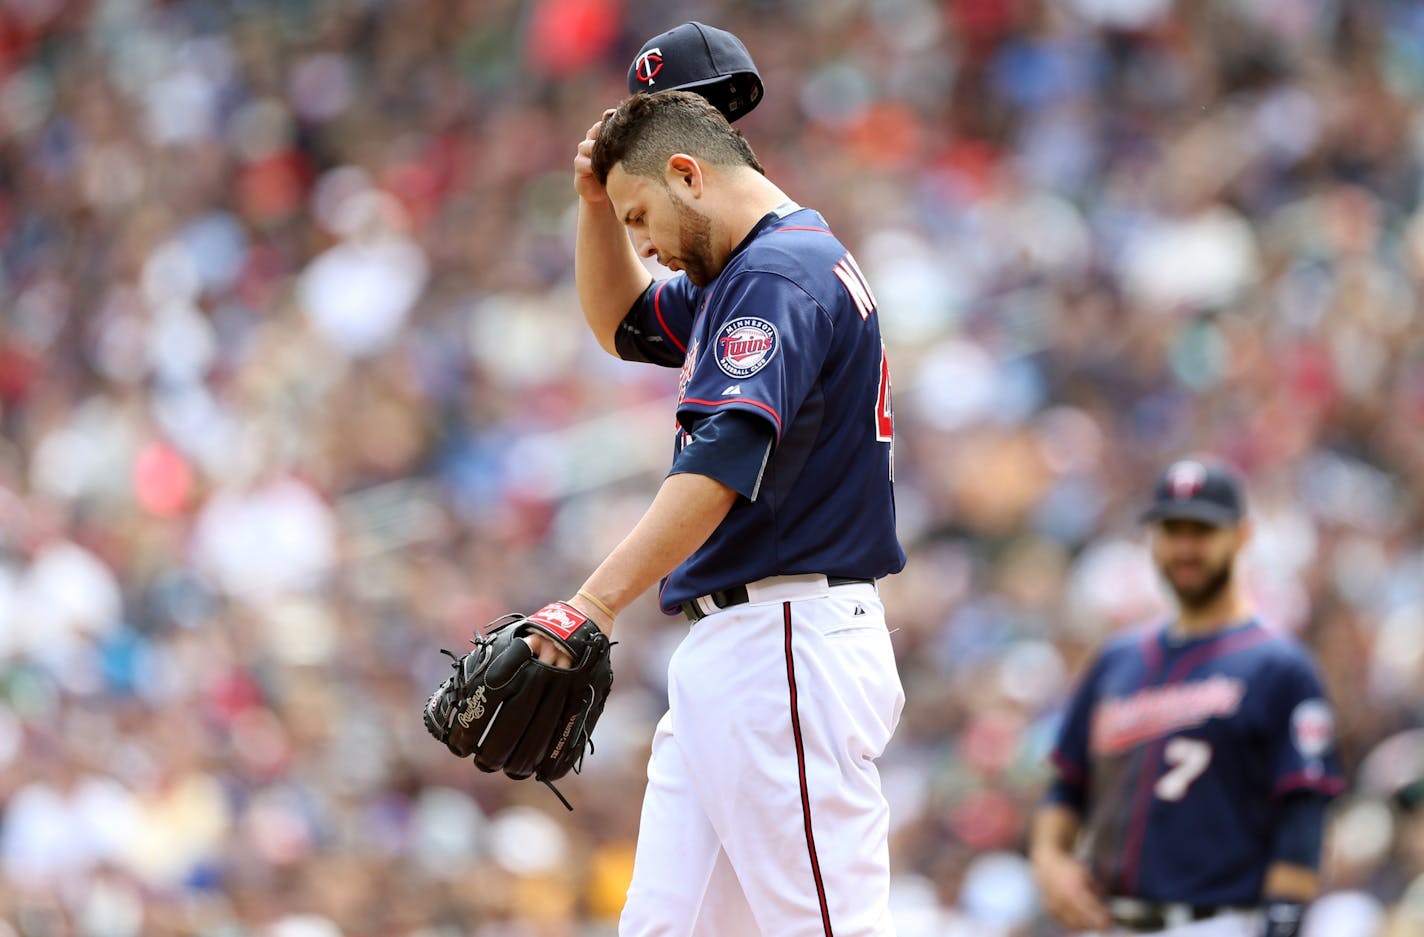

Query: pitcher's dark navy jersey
<box><xmin>1046</xmin><ymin>619</ymin><xmax>1344</xmax><ymax>906</ymax></box>
<box><xmin>614</xmin><ymin>205</ymin><xmax>905</xmax><ymax>611</ymax></box>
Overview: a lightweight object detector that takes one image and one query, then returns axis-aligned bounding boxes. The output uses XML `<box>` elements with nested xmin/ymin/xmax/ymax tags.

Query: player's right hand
<box><xmin>572</xmin><ymin>110</ymin><xmax>615</xmax><ymax>204</ymax></box>
<box><xmin>1032</xmin><ymin>853</ymin><xmax>1112</xmax><ymax>932</ymax></box>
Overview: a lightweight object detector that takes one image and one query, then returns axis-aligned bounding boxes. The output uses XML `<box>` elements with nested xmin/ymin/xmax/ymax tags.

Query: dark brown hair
<box><xmin>591</xmin><ymin>90</ymin><xmax>764</xmax><ymax>186</ymax></box>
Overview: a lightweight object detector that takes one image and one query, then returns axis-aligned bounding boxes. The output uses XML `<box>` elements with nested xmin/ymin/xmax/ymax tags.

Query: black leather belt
<box><xmin>1109</xmin><ymin>899</ymin><xmax>1256</xmax><ymax>932</ymax></box>
<box><xmin>681</xmin><ymin>576</ymin><xmax>874</xmax><ymax>623</ymax></box>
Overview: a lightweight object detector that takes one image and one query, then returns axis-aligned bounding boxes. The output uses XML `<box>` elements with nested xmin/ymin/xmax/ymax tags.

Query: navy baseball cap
<box><xmin>627</xmin><ymin>22</ymin><xmax>763</xmax><ymax>122</ymax></box>
<box><xmin>1140</xmin><ymin>459</ymin><xmax>1247</xmax><ymax>527</ymax></box>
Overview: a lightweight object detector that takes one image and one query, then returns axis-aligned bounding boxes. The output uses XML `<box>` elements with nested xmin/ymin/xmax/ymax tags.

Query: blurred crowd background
<box><xmin>1</xmin><ymin>0</ymin><xmax>1423</xmax><ymax>934</ymax></box>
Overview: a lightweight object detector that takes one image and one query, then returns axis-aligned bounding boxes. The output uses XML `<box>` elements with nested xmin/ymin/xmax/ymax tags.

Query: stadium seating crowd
<box><xmin>0</xmin><ymin>1</ymin><xmax>1421</xmax><ymax>934</ymax></box>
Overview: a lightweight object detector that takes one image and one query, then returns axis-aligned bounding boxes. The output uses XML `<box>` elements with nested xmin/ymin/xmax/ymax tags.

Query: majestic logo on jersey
<box><xmin>1092</xmin><ymin>676</ymin><xmax>1245</xmax><ymax>755</ymax></box>
<box><xmin>1165</xmin><ymin>460</ymin><xmax>1207</xmax><ymax>499</ymax></box>
<box><xmin>1290</xmin><ymin>699</ymin><xmax>1335</xmax><ymax>758</ymax></box>
<box><xmin>715</xmin><ymin>317</ymin><xmax>778</xmax><ymax>378</ymax></box>
<box><xmin>633</xmin><ymin>48</ymin><xmax>663</xmax><ymax>85</ymax></box>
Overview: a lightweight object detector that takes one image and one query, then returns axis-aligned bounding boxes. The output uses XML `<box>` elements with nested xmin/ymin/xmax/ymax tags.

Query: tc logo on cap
<box><xmin>634</xmin><ymin>48</ymin><xmax>664</xmax><ymax>85</ymax></box>
<box><xmin>1165</xmin><ymin>460</ymin><xmax>1207</xmax><ymax>499</ymax></box>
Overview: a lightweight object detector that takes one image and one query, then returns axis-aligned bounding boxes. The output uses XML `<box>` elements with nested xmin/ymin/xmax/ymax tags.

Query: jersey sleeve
<box><xmin>668</xmin><ymin>408</ymin><xmax>775</xmax><ymax>500</ymax></box>
<box><xmin>614</xmin><ymin>276</ymin><xmax>699</xmax><ymax>368</ymax></box>
<box><xmin>1045</xmin><ymin>654</ymin><xmax>1105</xmax><ymax>813</ymax></box>
<box><xmin>1267</xmin><ymin>651</ymin><xmax>1346</xmax><ymax>800</ymax></box>
<box><xmin>675</xmin><ymin>271</ymin><xmax>833</xmax><ymax>440</ymax></box>
<box><xmin>1268</xmin><ymin>791</ymin><xmax>1329</xmax><ymax>870</ymax></box>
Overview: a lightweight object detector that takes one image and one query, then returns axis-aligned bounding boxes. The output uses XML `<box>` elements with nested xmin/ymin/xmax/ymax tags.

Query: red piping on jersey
<box><xmin>1104</xmin><ymin>626</ymin><xmax>1167</xmax><ymax>869</ymax></box>
<box><xmin>1138</xmin><ymin>627</ymin><xmax>1164</xmax><ymax>680</ymax></box>
<box><xmin>1273</xmin><ymin>772</ymin><xmax>1346</xmax><ymax>798</ymax></box>
<box><xmin>653</xmin><ymin>280</ymin><xmax>687</xmax><ymax>354</ymax></box>
<box><xmin>774</xmin><ymin>226</ymin><xmax>833</xmax><ymax>234</ymax></box>
<box><xmin>784</xmin><ymin>602</ymin><xmax>835</xmax><ymax>937</ymax></box>
<box><xmin>1118</xmin><ymin>625</ymin><xmax>1274</xmax><ymax>896</ymax></box>
<box><xmin>1163</xmin><ymin>627</ymin><xmax>1269</xmax><ymax>685</ymax></box>
<box><xmin>680</xmin><ymin>397</ymin><xmax>783</xmax><ymax>438</ymax></box>
<box><xmin>1051</xmin><ymin>750</ymin><xmax>1087</xmax><ymax>790</ymax></box>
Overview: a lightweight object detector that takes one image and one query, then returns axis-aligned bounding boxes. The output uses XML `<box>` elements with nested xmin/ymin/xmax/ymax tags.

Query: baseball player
<box><xmin>553</xmin><ymin>82</ymin><xmax>905</xmax><ymax>936</ymax></box>
<box><xmin>1030</xmin><ymin>459</ymin><xmax>1345</xmax><ymax>937</ymax></box>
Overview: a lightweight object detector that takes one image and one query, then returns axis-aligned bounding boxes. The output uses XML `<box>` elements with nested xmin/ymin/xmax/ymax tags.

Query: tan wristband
<box><xmin>575</xmin><ymin>589</ymin><xmax>616</xmax><ymax>621</ymax></box>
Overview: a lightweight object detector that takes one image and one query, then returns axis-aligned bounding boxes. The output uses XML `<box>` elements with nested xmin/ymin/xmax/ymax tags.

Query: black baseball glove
<box><xmin>423</xmin><ymin>602</ymin><xmax>613</xmax><ymax>808</ymax></box>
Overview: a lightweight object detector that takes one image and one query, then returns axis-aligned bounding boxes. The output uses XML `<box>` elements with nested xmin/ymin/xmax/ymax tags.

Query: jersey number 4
<box><xmin>834</xmin><ymin>253</ymin><xmax>894</xmax><ymax>474</ymax></box>
<box><xmin>875</xmin><ymin>344</ymin><xmax>895</xmax><ymax>481</ymax></box>
<box><xmin>1155</xmin><ymin>737</ymin><xmax>1212</xmax><ymax>801</ymax></box>
<box><xmin>876</xmin><ymin>345</ymin><xmax>893</xmax><ymax>443</ymax></box>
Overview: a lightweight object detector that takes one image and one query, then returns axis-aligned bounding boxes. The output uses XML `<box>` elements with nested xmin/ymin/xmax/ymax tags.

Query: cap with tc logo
<box><xmin>627</xmin><ymin>22</ymin><xmax>763</xmax><ymax>122</ymax></box>
<box><xmin>1141</xmin><ymin>459</ymin><xmax>1247</xmax><ymax>527</ymax></box>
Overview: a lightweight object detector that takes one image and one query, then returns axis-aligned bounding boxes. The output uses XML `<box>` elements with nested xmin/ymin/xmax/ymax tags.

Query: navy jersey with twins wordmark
<box><xmin>614</xmin><ymin>205</ymin><xmax>905</xmax><ymax>611</ymax></box>
<box><xmin>1047</xmin><ymin>620</ymin><xmax>1344</xmax><ymax>906</ymax></box>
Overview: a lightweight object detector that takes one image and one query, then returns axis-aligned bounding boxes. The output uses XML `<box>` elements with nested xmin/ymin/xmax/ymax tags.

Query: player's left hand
<box><xmin>1033</xmin><ymin>852</ymin><xmax>1112</xmax><ymax>932</ymax></box>
<box><xmin>526</xmin><ymin>594</ymin><xmax>614</xmax><ymax>667</ymax></box>
<box><xmin>422</xmin><ymin>602</ymin><xmax>614</xmax><ymax>799</ymax></box>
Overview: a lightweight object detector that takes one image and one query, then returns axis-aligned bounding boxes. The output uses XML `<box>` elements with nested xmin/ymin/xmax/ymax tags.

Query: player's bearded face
<box><xmin>669</xmin><ymin>191</ymin><xmax>718</xmax><ymax>287</ymax></box>
<box><xmin>1152</xmin><ymin>521</ymin><xmax>1239</xmax><ymax>610</ymax></box>
<box><xmin>606</xmin><ymin>165</ymin><xmax>724</xmax><ymax>288</ymax></box>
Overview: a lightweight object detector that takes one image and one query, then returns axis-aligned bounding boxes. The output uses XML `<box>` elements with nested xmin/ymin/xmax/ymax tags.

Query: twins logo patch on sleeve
<box><xmin>1290</xmin><ymin>699</ymin><xmax>1335</xmax><ymax>759</ymax></box>
<box><xmin>716</xmin><ymin>317</ymin><xmax>779</xmax><ymax>378</ymax></box>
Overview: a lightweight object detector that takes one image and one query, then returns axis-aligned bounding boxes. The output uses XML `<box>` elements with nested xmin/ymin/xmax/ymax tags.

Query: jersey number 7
<box><xmin>1155</xmin><ymin>737</ymin><xmax>1212</xmax><ymax>801</ymax></box>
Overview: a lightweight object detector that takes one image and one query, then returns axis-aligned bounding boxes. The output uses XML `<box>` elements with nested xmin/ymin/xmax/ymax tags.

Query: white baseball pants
<box><xmin>620</xmin><ymin>576</ymin><xmax>904</xmax><ymax>937</ymax></box>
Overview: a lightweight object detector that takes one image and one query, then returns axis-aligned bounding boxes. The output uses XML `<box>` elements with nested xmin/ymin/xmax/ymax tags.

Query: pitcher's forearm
<box><xmin>577</xmin><ymin>473</ymin><xmax>737</xmax><ymax>615</ymax></box>
<box><xmin>576</xmin><ymin>198</ymin><xmax>651</xmax><ymax>354</ymax></box>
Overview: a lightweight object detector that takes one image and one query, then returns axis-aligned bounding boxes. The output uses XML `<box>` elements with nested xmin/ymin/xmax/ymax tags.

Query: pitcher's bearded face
<box><xmin>607</xmin><ymin>164</ymin><xmax>727</xmax><ymax>288</ymax></box>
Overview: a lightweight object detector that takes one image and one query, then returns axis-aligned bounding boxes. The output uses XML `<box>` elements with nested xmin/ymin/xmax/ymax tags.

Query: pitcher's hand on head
<box><xmin>572</xmin><ymin>110</ymin><xmax>617</xmax><ymax>204</ymax></box>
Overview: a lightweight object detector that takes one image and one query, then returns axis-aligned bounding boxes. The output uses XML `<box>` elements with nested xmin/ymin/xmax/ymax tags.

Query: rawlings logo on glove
<box><xmin>457</xmin><ymin>686</ymin><xmax>488</xmax><ymax>727</ymax></box>
<box><xmin>423</xmin><ymin>603</ymin><xmax>614</xmax><ymax>809</ymax></box>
